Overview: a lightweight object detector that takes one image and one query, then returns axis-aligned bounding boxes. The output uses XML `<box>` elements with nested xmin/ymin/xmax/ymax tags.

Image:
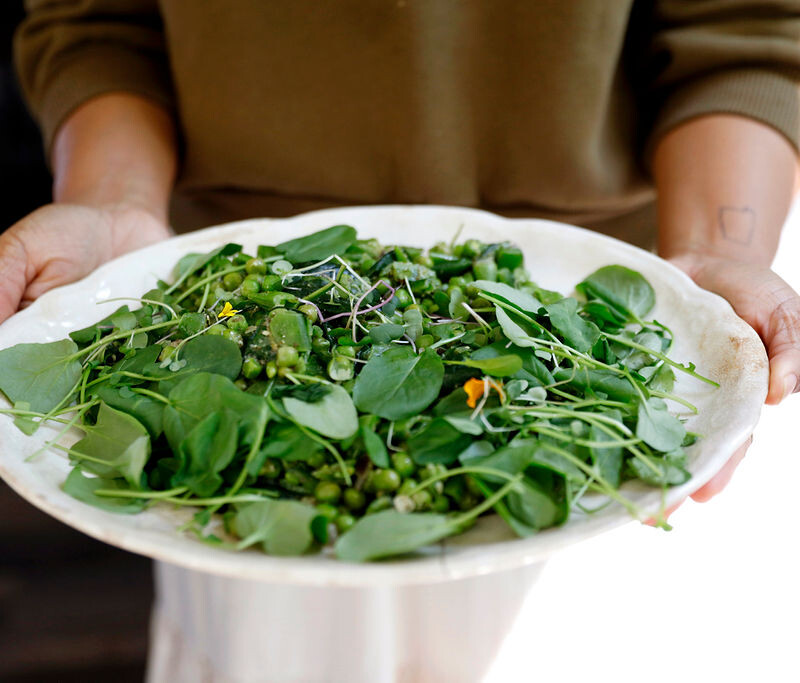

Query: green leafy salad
<box><xmin>0</xmin><ymin>225</ymin><xmax>717</xmax><ymax>562</ymax></box>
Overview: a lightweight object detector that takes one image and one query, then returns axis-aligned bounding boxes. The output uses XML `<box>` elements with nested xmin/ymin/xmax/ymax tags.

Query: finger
<box><xmin>644</xmin><ymin>497</ymin><xmax>686</xmax><ymax>526</ymax></box>
<box><xmin>762</xmin><ymin>295</ymin><xmax>800</xmax><ymax>404</ymax></box>
<box><xmin>0</xmin><ymin>228</ymin><xmax>35</xmax><ymax>324</ymax></box>
<box><xmin>690</xmin><ymin>436</ymin><xmax>751</xmax><ymax>503</ymax></box>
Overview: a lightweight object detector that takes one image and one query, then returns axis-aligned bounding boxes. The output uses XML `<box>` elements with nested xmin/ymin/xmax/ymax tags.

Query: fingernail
<box><xmin>782</xmin><ymin>374</ymin><xmax>798</xmax><ymax>402</ymax></box>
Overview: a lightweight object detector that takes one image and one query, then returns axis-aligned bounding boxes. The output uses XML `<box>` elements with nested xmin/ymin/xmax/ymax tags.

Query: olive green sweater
<box><xmin>14</xmin><ymin>1</ymin><xmax>800</xmax><ymax>237</ymax></box>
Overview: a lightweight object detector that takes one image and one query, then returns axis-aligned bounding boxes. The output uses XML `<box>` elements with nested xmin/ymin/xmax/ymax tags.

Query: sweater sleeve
<box><xmin>636</xmin><ymin>0</ymin><xmax>800</xmax><ymax>158</ymax></box>
<box><xmin>13</xmin><ymin>0</ymin><xmax>173</xmax><ymax>155</ymax></box>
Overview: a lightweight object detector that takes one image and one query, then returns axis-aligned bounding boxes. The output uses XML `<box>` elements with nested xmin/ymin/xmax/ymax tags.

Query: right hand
<box><xmin>0</xmin><ymin>202</ymin><xmax>171</xmax><ymax>324</ymax></box>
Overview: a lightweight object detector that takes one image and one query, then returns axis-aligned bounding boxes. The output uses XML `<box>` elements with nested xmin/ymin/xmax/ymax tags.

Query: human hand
<box><xmin>666</xmin><ymin>253</ymin><xmax>799</xmax><ymax>504</ymax></box>
<box><xmin>0</xmin><ymin>202</ymin><xmax>171</xmax><ymax>324</ymax></box>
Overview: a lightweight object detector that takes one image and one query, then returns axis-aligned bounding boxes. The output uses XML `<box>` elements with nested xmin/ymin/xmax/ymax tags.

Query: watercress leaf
<box><xmin>277</xmin><ymin>225</ymin><xmax>357</xmax><ymax>263</ymax></box>
<box><xmin>636</xmin><ymin>397</ymin><xmax>686</xmax><ymax>452</ymax></box>
<box><xmin>61</xmin><ymin>468</ymin><xmax>146</xmax><ymax>514</ymax></box>
<box><xmin>252</xmin><ymin>423</ymin><xmax>323</xmax><ymax>475</ymax></box>
<box><xmin>95</xmin><ymin>385</ymin><xmax>165</xmax><ymax>439</ymax></box>
<box><xmin>454</xmin><ymin>354</ymin><xmax>523</xmax><ymax>378</ymax></box>
<box><xmin>466</xmin><ymin>441</ymin><xmax>538</xmax><ymax>481</ymax></box>
<box><xmin>472</xmin><ymin>280</ymin><xmax>541</xmax><ymax>314</ymax></box>
<box><xmin>174</xmin><ymin>409</ymin><xmax>239</xmax><ymax>497</ymax></box>
<box><xmin>171</xmin><ymin>242</ymin><xmax>242</xmax><ymax>284</ymax></box>
<box><xmin>543</xmin><ymin>297</ymin><xmax>601</xmax><ymax>353</ymax></box>
<box><xmin>69</xmin><ymin>305</ymin><xmax>130</xmax><ymax>344</ymax></box>
<box><xmin>408</xmin><ymin>418</ymin><xmax>473</xmax><ymax>465</ymax></box>
<box><xmin>530</xmin><ymin>445</ymin><xmax>587</xmax><ymax>483</ymax></box>
<box><xmin>506</xmin><ymin>477</ymin><xmax>563</xmax><ymax>530</ymax></box>
<box><xmin>494</xmin><ymin>306</ymin><xmax>538</xmax><ymax>348</ymax></box>
<box><xmin>158</xmin><ymin>335</ymin><xmax>242</xmax><ymax>394</ymax></box>
<box><xmin>628</xmin><ymin>453</ymin><xmax>691</xmax><ymax>486</ymax></box>
<box><xmin>233</xmin><ymin>499</ymin><xmax>322</xmax><ymax>556</ymax></box>
<box><xmin>334</xmin><ymin>510</ymin><xmax>456</xmax><ymax>562</ymax></box>
<box><xmin>589</xmin><ymin>411</ymin><xmax>624</xmax><ymax>488</ymax></box>
<box><xmin>457</xmin><ymin>440</ymin><xmax>495</xmax><ymax>463</ymax></box>
<box><xmin>471</xmin><ymin>342</ymin><xmax>554</xmax><ymax>386</ymax></box>
<box><xmin>108</xmin><ymin>344</ymin><xmax>164</xmax><ymax>386</ymax></box>
<box><xmin>621</xmin><ymin>331</ymin><xmax>662</xmax><ymax>371</ymax></box>
<box><xmin>369</xmin><ymin>323</ymin><xmax>405</xmax><ymax>344</ymax></box>
<box><xmin>0</xmin><ymin>339</ymin><xmax>82</xmax><ymax>413</ymax></box>
<box><xmin>552</xmin><ymin>367</ymin><xmax>638</xmax><ymax>403</ymax></box>
<box><xmin>442</xmin><ymin>414</ymin><xmax>483</xmax><ymax>435</ymax></box>
<box><xmin>361</xmin><ymin>425</ymin><xmax>390</xmax><ymax>468</ymax></box>
<box><xmin>163</xmin><ymin>373</ymin><xmax>268</xmax><ymax>452</ymax></box>
<box><xmin>283</xmin><ymin>383</ymin><xmax>358</xmax><ymax>440</ymax></box>
<box><xmin>353</xmin><ymin>347</ymin><xmax>444</xmax><ymax>421</ymax></box>
<box><xmin>12</xmin><ymin>401</ymin><xmax>39</xmax><ymax>435</ymax></box>
<box><xmin>71</xmin><ymin>402</ymin><xmax>151</xmax><ymax>487</ymax></box>
<box><xmin>577</xmin><ymin>265</ymin><xmax>655</xmax><ymax>321</ymax></box>
<box><xmin>648</xmin><ymin>364</ymin><xmax>675</xmax><ymax>393</ymax></box>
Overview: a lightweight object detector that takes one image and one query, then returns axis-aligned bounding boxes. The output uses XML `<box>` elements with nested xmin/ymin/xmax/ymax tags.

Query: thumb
<box><xmin>0</xmin><ymin>229</ymin><xmax>35</xmax><ymax>324</ymax></box>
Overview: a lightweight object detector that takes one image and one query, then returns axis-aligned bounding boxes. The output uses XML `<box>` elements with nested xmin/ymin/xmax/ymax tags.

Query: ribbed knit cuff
<box><xmin>645</xmin><ymin>67</ymin><xmax>800</xmax><ymax>168</ymax></box>
<box><xmin>28</xmin><ymin>44</ymin><xmax>174</xmax><ymax>159</ymax></box>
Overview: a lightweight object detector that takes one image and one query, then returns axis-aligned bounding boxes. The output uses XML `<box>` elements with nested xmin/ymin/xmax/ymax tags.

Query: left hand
<box><xmin>668</xmin><ymin>252</ymin><xmax>800</xmax><ymax>502</ymax></box>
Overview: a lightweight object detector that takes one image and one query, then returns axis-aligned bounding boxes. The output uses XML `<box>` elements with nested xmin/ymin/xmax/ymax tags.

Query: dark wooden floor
<box><xmin>0</xmin><ymin>482</ymin><xmax>153</xmax><ymax>681</ymax></box>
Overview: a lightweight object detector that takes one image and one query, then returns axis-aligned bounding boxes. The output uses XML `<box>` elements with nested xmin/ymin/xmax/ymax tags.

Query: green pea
<box><xmin>366</xmin><ymin>496</ymin><xmax>393</xmax><ymax>515</ymax></box>
<box><xmin>245</xmin><ymin>257</ymin><xmax>268</xmax><ymax>275</ymax></box>
<box><xmin>449</xmin><ymin>275</ymin><xmax>468</xmax><ymax>289</ymax></box>
<box><xmin>259</xmin><ymin>459</ymin><xmax>282</xmax><ymax>479</ymax></box>
<box><xmin>335</xmin><ymin>514</ymin><xmax>356</xmax><ymax>533</ymax></box>
<box><xmin>461</xmin><ymin>239</ymin><xmax>484</xmax><ymax>258</ymax></box>
<box><xmin>206</xmin><ymin>324</ymin><xmax>225</xmax><ymax>336</ymax></box>
<box><xmin>266</xmin><ymin>361</ymin><xmax>277</xmax><ymax>378</ymax></box>
<box><xmin>299</xmin><ymin>303</ymin><xmax>318</xmax><ymax>322</ymax></box>
<box><xmin>307</xmin><ymin>450</ymin><xmax>326</xmax><ymax>469</ymax></box>
<box><xmin>473</xmin><ymin>258</ymin><xmax>497</xmax><ymax>282</ymax></box>
<box><xmin>373</xmin><ymin>468</ymin><xmax>401</xmax><ymax>492</ymax></box>
<box><xmin>316</xmin><ymin>503</ymin><xmax>339</xmax><ymax>520</ymax></box>
<box><xmin>271</xmin><ymin>259</ymin><xmax>293</xmax><ymax>276</ymax></box>
<box><xmin>410</xmin><ymin>489</ymin><xmax>432</xmax><ymax>509</ymax></box>
<box><xmin>276</xmin><ymin>345</ymin><xmax>299</xmax><ymax>367</ymax></box>
<box><xmin>223</xmin><ymin>272</ymin><xmax>243</xmax><ymax>291</ymax></box>
<box><xmin>391</xmin><ymin>452</ymin><xmax>416</xmax><ymax>478</ymax></box>
<box><xmin>234</xmin><ymin>378</ymin><xmax>248</xmax><ymax>391</ymax></box>
<box><xmin>242</xmin><ymin>357</ymin><xmax>263</xmax><ymax>379</ymax></box>
<box><xmin>262</xmin><ymin>274</ymin><xmax>281</xmax><ymax>291</ymax></box>
<box><xmin>431</xmin><ymin>494</ymin><xmax>450</xmax><ymax>513</ymax></box>
<box><xmin>312</xmin><ymin>337</ymin><xmax>331</xmax><ymax>355</ymax></box>
<box><xmin>496</xmin><ymin>245</ymin><xmax>524</xmax><ymax>270</ymax></box>
<box><xmin>227</xmin><ymin>314</ymin><xmax>248</xmax><ymax>333</ymax></box>
<box><xmin>393</xmin><ymin>289</ymin><xmax>411</xmax><ymax>309</ymax></box>
<box><xmin>241</xmin><ymin>278</ymin><xmax>261</xmax><ymax>298</ymax></box>
<box><xmin>315</xmin><ymin>480</ymin><xmax>342</xmax><ymax>504</ymax></box>
<box><xmin>397</xmin><ymin>478</ymin><xmax>419</xmax><ymax>496</ymax></box>
<box><xmin>327</xmin><ymin>357</ymin><xmax>354</xmax><ymax>381</ymax></box>
<box><xmin>221</xmin><ymin>328</ymin><xmax>243</xmax><ymax>346</ymax></box>
<box><xmin>343</xmin><ymin>487</ymin><xmax>366</xmax><ymax>511</ymax></box>
<box><xmin>336</xmin><ymin>345</ymin><xmax>356</xmax><ymax>358</ymax></box>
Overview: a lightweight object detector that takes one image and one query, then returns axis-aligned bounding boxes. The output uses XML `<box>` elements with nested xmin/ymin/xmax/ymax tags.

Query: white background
<box><xmin>487</xmin><ymin>207</ymin><xmax>800</xmax><ymax>683</ymax></box>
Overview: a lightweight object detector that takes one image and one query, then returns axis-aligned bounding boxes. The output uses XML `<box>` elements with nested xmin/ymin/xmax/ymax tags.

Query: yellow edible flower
<box><xmin>463</xmin><ymin>377</ymin><xmax>506</xmax><ymax>409</ymax></box>
<box><xmin>219</xmin><ymin>301</ymin><xmax>241</xmax><ymax>318</ymax></box>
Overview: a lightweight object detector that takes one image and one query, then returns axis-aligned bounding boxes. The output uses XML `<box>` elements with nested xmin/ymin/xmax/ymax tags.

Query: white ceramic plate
<box><xmin>0</xmin><ymin>206</ymin><xmax>768</xmax><ymax>586</ymax></box>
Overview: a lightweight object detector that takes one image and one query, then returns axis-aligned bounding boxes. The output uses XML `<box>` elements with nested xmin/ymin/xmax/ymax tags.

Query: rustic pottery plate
<box><xmin>0</xmin><ymin>206</ymin><xmax>767</xmax><ymax>585</ymax></box>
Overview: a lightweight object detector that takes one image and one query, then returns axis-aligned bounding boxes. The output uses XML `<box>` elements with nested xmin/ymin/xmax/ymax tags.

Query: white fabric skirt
<box><xmin>146</xmin><ymin>559</ymin><xmax>543</xmax><ymax>683</ymax></box>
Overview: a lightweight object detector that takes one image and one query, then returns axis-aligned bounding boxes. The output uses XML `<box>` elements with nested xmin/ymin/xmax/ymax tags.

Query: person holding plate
<box><xmin>2</xmin><ymin>2</ymin><xmax>800</xmax><ymax>681</ymax></box>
